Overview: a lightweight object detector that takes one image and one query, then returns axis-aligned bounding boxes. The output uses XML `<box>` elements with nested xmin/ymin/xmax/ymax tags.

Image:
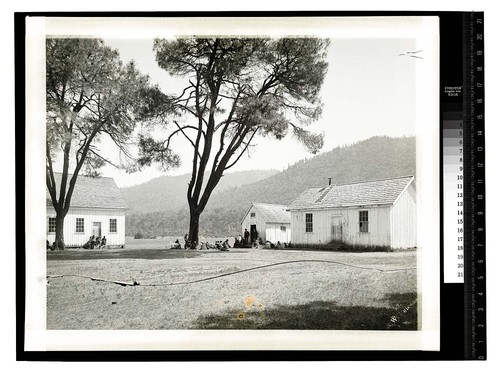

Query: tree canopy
<box><xmin>46</xmin><ymin>38</ymin><xmax>162</xmax><ymax>248</ymax></box>
<box><xmin>137</xmin><ymin>37</ymin><xmax>330</xmax><ymax>244</ymax></box>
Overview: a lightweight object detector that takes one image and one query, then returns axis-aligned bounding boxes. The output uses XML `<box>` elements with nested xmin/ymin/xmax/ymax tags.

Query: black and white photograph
<box><xmin>23</xmin><ymin>15</ymin><xmax>441</xmax><ymax>352</ymax></box>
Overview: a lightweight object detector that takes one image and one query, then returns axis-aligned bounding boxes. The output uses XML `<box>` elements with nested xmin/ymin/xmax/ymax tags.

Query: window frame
<box><xmin>48</xmin><ymin>217</ymin><xmax>56</xmax><ymax>233</ymax></box>
<box><xmin>75</xmin><ymin>217</ymin><xmax>85</xmax><ymax>233</ymax></box>
<box><xmin>305</xmin><ymin>213</ymin><xmax>313</xmax><ymax>233</ymax></box>
<box><xmin>359</xmin><ymin>210</ymin><xmax>369</xmax><ymax>233</ymax></box>
<box><xmin>109</xmin><ymin>218</ymin><xmax>117</xmax><ymax>233</ymax></box>
<box><xmin>250</xmin><ymin>212</ymin><xmax>256</xmax><ymax>218</ymax></box>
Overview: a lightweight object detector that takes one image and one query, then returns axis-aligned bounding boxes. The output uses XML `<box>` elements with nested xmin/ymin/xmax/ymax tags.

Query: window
<box><xmin>359</xmin><ymin>210</ymin><xmax>369</xmax><ymax>233</ymax></box>
<box><xmin>305</xmin><ymin>213</ymin><xmax>313</xmax><ymax>232</ymax></box>
<box><xmin>280</xmin><ymin>225</ymin><xmax>286</xmax><ymax>232</ymax></box>
<box><xmin>48</xmin><ymin>217</ymin><xmax>56</xmax><ymax>233</ymax></box>
<box><xmin>250</xmin><ymin>212</ymin><xmax>256</xmax><ymax>218</ymax></box>
<box><xmin>110</xmin><ymin>218</ymin><xmax>117</xmax><ymax>233</ymax></box>
<box><xmin>76</xmin><ymin>218</ymin><xmax>84</xmax><ymax>233</ymax></box>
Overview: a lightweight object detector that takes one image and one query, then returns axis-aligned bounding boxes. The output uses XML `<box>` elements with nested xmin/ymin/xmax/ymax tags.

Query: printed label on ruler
<box><xmin>443</xmin><ymin>113</ymin><xmax>464</xmax><ymax>283</ymax></box>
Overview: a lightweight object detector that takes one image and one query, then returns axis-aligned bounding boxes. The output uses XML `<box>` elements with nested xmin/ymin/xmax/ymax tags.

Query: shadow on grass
<box><xmin>195</xmin><ymin>292</ymin><xmax>418</xmax><ymax>330</ymax></box>
<box><xmin>47</xmin><ymin>248</ymin><xmax>204</xmax><ymax>261</ymax></box>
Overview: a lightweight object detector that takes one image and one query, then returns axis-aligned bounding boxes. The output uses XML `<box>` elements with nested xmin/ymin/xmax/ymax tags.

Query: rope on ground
<box><xmin>46</xmin><ymin>259</ymin><xmax>417</xmax><ymax>287</ymax></box>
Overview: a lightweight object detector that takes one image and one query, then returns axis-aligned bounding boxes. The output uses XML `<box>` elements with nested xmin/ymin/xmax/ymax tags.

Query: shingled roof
<box><xmin>289</xmin><ymin>176</ymin><xmax>414</xmax><ymax>210</ymax></box>
<box><xmin>241</xmin><ymin>203</ymin><xmax>291</xmax><ymax>224</ymax></box>
<box><xmin>46</xmin><ymin>173</ymin><xmax>127</xmax><ymax>209</ymax></box>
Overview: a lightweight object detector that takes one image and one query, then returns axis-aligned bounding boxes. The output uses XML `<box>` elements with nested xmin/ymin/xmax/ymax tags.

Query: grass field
<box><xmin>46</xmin><ymin>240</ymin><xmax>418</xmax><ymax>330</ymax></box>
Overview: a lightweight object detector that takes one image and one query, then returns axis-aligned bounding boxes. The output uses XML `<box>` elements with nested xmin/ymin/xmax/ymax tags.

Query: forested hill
<box><xmin>124</xmin><ymin>136</ymin><xmax>416</xmax><ymax>238</ymax></box>
<box><xmin>121</xmin><ymin>169</ymin><xmax>279</xmax><ymax>213</ymax></box>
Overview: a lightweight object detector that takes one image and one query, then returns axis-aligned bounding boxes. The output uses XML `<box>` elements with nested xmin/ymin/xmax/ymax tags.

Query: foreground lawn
<box><xmin>196</xmin><ymin>292</ymin><xmax>417</xmax><ymax>330</ymax></box>
<box><xmin>46</xmin><ymin>248</ymin><xmax>417</xmax><ymax>330</ymax></box>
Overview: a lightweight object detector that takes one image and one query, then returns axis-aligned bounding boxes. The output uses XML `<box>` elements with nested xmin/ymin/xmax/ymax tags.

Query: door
<box><xmin>92</xmin><ymin>222</ymin><xmax>102</xmax><ymax>238</ymax></box>
<box><xmin>331</xmin><ymin>216</ymin><xmax>343</xmax><ymax>243</ymax></box>
<box><xmin>250</xmin><ymin>224</ymin><xmax>258</xmax><ymax>242</ymax></box>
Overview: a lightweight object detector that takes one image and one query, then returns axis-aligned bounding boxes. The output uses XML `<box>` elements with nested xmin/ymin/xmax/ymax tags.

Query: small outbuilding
<box><xmin>46</xmin><ymin>173</ymin><xmax>127</xmax><ymax>248</ymax></box>
<box><xmin>289</xmin><ymin>176</ymin><xmax>416</xmax><ymax>249</ymax></box>
<box><xmin>240</xmin><ymin>203</ymin><xmax>291</xmax><ymax>245</ymax></box>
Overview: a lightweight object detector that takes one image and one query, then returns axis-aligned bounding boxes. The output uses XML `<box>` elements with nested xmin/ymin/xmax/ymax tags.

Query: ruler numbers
<box><xmin>474</xmin><ymin>13</ymin><xmax>486</xmax><ymax>360</ymax></box>
<box><xmin>457</xmin><ymin>120</ymin><xmax>464</xmax><ymax>278</ymax></box>
<box><xmin>443</xmin><ymin>106</ymin><xmax>465</xmax><ymax>283</ymax></box>
<box><xmin>468</xmin><ymin>12</ymin><xmax>486</xmax><ymax>360</ymax></box>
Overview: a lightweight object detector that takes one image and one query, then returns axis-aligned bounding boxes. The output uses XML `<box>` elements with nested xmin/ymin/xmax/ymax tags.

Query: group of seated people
<box><xmin>170</xmin><ymin>238</ymin><xmax>232</xmax><ymax>251</ymax></box>
<box><xmin>82</xmin><ymin>235</ymin><xmax>107</xmax><ymax>249</ymax></box>
<box><xmin>170</xmin><ymin>238</ymin><xmax>205</xmax><ymax>250</ymax></box>
<box><xmin>169</xmin><ymin>235</ymin><xmax>291</xmax><ymax>252</ymax></box>
<box><xmin>252</xmin><ymin>238</ymin><xmax>290</xmax><ymax>249</ymax></box>
<box><xmin>46</xmin><ymin>236</ymin><xmax>108</xmax><ymax>250</ymax></box>
<box><xmin>216</xmin><ymin>239</ymin><xmax>231</xmax><ymax>251</ymax></box>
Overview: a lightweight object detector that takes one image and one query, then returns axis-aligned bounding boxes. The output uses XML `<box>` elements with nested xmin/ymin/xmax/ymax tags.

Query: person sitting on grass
<box><xmin>221</xmin><ymin>239</ymin><xmax>230</xmax><ymax>251</ymax></box>
<box><xmin>100</xmin><ymin>236</ymin><xmax>107</xmax><ymax>249</ymax></box>
<box><xmin>172</xmin><ymin>239</ymin><xmax>181</xmax><ymax>249</ymax></box>
<box><xmin>235</xmin><ymin>234</ymin><xmax>243</xmax><ymax>248</ymax></box>
<box><xmin>252</xmin><ymin>239</ymin><xmax>262</xmax><ymax>249</ymax></box>
<box><xmin>83</xmin><ymin>236</ymin><xmax>93</xmax><ymax>249</ymax></box>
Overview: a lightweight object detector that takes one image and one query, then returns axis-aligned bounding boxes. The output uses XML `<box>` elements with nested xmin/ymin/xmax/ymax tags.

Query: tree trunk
<box><xmin>54</xmin><ymin>212</ymin><xmax>66</xmax><ymax>250</ymax></box>
<box><xmin>188</xmin><ymin>209</ymin><xmax>200</xmax><ymax>248</ymax></box>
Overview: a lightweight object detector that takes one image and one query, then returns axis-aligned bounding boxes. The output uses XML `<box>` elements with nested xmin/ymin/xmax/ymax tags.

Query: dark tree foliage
<box><xmin>139</xmin><ymin>37</ymin><xmax>330</xmax><ymax>245</ymax></box>
<box><xmin>46</xmin><ymin>38</ymin><xmax>163</xmax><ymax>249</ymax></box>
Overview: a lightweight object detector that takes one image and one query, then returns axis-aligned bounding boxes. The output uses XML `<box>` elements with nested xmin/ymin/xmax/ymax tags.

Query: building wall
<box><xmin>240</xmin><ymin>205</ymin><xmax>291</xmax><ymax>244</ymax></box>
<box><xmin>241</xmin><ymin>206</ymin><xmax>268</xmax><ymax>242</ymax></box>
<box><xmin>47</xmin><ymin>207</ymin><xmax>126</xmax><ymax>247</ymax></box>
<box><xmin>265</xmin><ymin>223</ymin><xmax>292</xmax><ymax>244</ymax></box>
<box><xmin>290</xmin><ymin>206</ymin><xmax>392</xmax><ymax>247</ymax></box>
<box><xmin>390</xmin><ymin>181</ymin><xmax>417</xmax><ymax>249</ymax></box>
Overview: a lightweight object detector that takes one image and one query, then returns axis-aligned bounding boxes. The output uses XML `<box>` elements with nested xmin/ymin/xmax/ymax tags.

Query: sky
<box><xmin>95</xmin><ymin>36</ymin><xmax>418</xmax><ymax>187</ymax></box>
<box><xmin>44</xmin><ymin>16</ymin><xmax>424</xmax><ymax>188</ymax></box>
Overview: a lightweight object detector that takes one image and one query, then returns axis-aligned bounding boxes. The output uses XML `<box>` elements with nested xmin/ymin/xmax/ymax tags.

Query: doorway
<box><xmin>92</xmin><ymin>222</ymin><xmax>102</xmax><ymax>238</ymax></box>
<box><xmin>331</xmin><ymin>216</ymin><xmax>343</xmax><ymax>243</ymax></box>
<box><xmin>250</xmin><ymin>224</ymin><xmax>257</xmax><ymax>242</ymax></box>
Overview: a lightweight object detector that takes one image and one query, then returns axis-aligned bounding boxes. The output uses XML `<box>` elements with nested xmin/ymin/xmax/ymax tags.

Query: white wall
<box><xmin>241</xmin><ymin>205</ymin><xmax>291</xmax><ymax>244</ymax></box>
<box><xmin>290</xmin><ymin>206</ymin><xmax>392</xmax><ymax>247</ymax></box>
<box><xmin>47</xmin><ymin>207</ymin><xmax>126</xmax><ymax>247</ymax></box>
<box><xmin>241</xmin><ymin>205</ymin><xmax>268</xmax><ymax>242</ymax></box>
<box><xmin>265</xmin><ymin>223</ymin><xmax>291</xmax><ymax>244</ymax></box>
<box><xmin>390</xmin><ymin>182</ymin><xmax>417</xmax><ymax>249</ymax></box>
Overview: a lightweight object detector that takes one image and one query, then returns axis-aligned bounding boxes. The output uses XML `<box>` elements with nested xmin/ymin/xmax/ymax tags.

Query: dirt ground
<box><xmin>46</xmin><ymin>247</ymin><xmax>417</xmax><ymax>330</ymax></box>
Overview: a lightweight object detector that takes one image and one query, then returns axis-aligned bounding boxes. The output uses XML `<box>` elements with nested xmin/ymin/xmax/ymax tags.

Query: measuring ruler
<box><xmin>442</xmin><ymin>12</ymin><xmax>486</xmax><ymax>360</ymax></box>
<box><xmin>464</xmin><ymin>11</ymin><xmax>486</xmax><ymax>360</ymax></box>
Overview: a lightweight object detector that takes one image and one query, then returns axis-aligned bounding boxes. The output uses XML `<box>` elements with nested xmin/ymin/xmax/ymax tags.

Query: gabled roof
<box><xmin>289</xmin><ymin>176</ymin><xmax>414</xmax><ymax>210</ymax></box>
<box><xmin>241</xmin><ymin>203</ymin><xmax>291</xmax><ymax>224</ymax></box>
<box><xmin>46</xmin><ymin>173</ymin><xmax>127</xmax><ymax>210</ymax></box>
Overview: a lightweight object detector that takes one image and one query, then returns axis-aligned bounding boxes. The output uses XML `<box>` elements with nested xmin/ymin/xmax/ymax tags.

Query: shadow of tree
<box><xmin>195</xmin><ymin>292</ymin><xmax>418</xmax><ymax>330</ymax></box>
<box><xmin>47</xmin><ymin>248</ymin><xmax>203</xmax><ymax>261</ymax></box>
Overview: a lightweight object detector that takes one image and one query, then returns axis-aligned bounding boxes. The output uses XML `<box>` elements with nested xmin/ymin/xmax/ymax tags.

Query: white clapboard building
<box><xmin>289</xmin><ymin>176</ymin><xmax>416</xmax><ymax>249</ymax></box>
<box><xmin>46</xmin><ymin>173</ymin><xmax>127</xmax><ymax>248</ymax></box>
<box><xmin>240</xmin><ymin>203</ymin><xmax>291</xmax><ymax>245</ymax></box>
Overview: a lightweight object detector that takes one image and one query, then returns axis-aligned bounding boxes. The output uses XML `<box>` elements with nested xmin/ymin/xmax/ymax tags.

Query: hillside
<box><xmin>121</xmin><ymin>169</ymin><xmax>278</xmax><ymax>213</ymax></box>
<box><xmin>125</xmin><ymin>136</ymin><xmax>416</xmax><ymax>237</ymax></box>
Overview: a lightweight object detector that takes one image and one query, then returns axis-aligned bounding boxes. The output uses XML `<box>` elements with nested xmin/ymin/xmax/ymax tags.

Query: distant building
<box><xmin>46</xmin><ymin>173</ymin><xmax>127</xmax><ymax>248</ymax></box>
<box><xmin>289</xmin><ymin>176</ymin><xmax>416</xmax><ymax>249</ymax></box>
<box><xmin>240</xmin><ymin>203</ymin><xmax>291</xmax><ymax>245</ymax></box>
